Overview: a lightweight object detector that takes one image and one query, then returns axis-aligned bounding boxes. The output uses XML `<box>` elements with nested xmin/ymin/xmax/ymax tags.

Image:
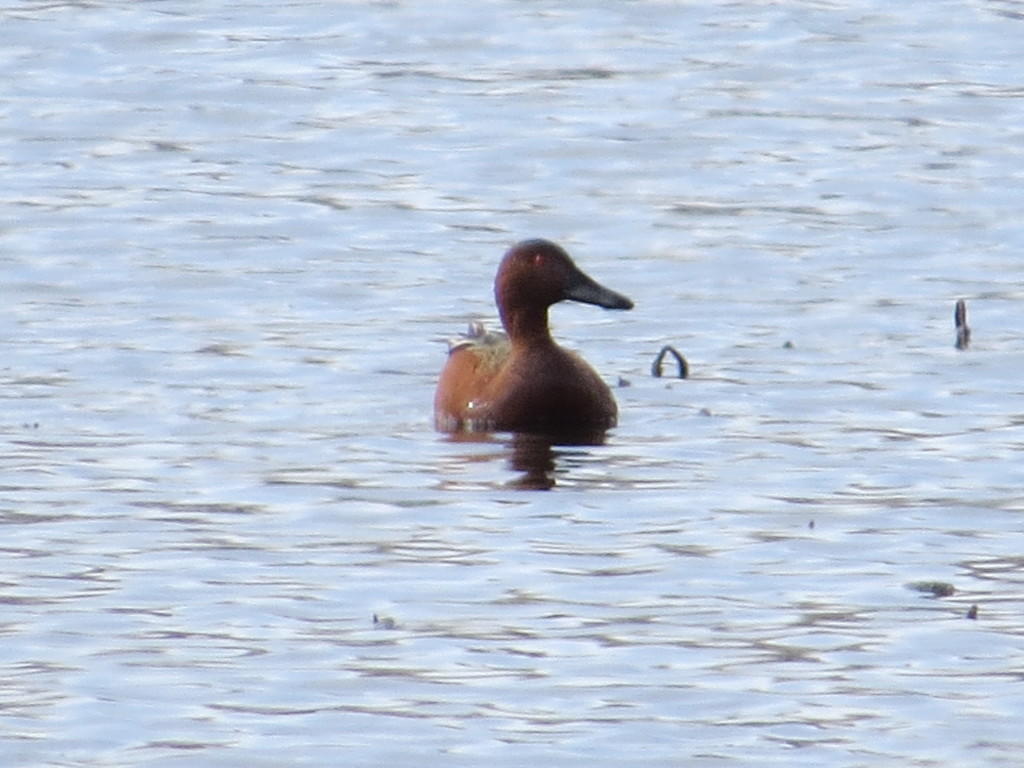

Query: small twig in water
<box><xmin>651</xmin><ymin>345</ymin><xmax>688</xmax><ymax>379</ymax></box>
<box><xmin>955</xmin><ymin>299</ymin><xmax>970</xmax><ymax>350</ymax></box>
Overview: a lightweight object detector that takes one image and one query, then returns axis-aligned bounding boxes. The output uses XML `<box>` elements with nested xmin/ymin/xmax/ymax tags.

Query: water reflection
<box><xmin>442</xmin><ymin>430</ymin><xmax>608</xmax><ymax>490</ymax></box>
<box><xmin>507</xmin><ymin>433</ymin><xmax>560</xmax><ymax>490</ymax></box>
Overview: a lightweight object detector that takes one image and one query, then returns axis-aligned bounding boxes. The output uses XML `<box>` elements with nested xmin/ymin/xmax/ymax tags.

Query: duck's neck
<box><xmin>501</xmin><ymin>306</ymin><xmax>554</xmax><ymax>347</ymax></box>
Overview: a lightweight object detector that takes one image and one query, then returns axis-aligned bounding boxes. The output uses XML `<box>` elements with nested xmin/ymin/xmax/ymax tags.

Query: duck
<box><xmin>434</xmin><ymin>239</ymin><xmax>633</xmax><ymax>437</ymax></box>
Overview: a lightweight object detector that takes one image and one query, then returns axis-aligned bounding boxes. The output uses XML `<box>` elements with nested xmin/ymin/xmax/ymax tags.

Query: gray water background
<box><xmin>3</xmin><ymin>1</ymin><xmax>1024</xmax><ymax>765</ymax></box>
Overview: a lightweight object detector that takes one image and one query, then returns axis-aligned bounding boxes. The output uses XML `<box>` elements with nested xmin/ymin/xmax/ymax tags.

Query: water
<box><xmin>3</xmin><ymin>0</ymin><xmax>1024</xmax><ymax>765</ymax></box>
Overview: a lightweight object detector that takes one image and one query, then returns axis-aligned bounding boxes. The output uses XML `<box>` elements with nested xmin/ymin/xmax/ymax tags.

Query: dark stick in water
<box><xmin>955</xmin><ymin>299</ymin><xmax>970</xmax><ymax>350</ymax></box>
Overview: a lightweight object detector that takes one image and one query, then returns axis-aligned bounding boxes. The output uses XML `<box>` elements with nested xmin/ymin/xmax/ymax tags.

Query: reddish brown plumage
<box><xmin>434</xmin><ymin>239</ymin><xmax>632</xmax><ymax>437</ymax></box>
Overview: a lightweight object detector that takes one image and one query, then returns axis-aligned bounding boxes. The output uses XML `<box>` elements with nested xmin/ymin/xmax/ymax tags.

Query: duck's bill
<box><xmin>564</xmin><ymin>269</ymin><xmax>634</xmax><ymax>310</ymax></box>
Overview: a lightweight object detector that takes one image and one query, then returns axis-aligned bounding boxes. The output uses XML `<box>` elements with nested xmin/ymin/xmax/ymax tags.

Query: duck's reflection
<box><xmin>507</xmin><ymin>433</ymin><xmax>558</xmax><ymax>490</ymax></box>
<box><xmin>444</xmin><ymin>429</ymin><xmax>607</xmax><ymax>490</ymax></box>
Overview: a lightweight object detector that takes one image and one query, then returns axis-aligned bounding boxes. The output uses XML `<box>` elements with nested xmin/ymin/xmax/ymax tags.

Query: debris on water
<box><xmin>651</xmin><ymin>345</ymin><xmax>688</xmax><ymax>379</ymax></box>
<box><xmin>908</xmin><ymin>580</ymin><xmax>956</xmax><ymax>598</ymax></box>
<box><xmin>373</xmin><ymin>613</ymin><xmax>397</xmax><ymax>630</ymax></box>
<box><xmin>955</xmin><ymin>299</ymin><xmax>970</xmax><ymax>350</ymax></box>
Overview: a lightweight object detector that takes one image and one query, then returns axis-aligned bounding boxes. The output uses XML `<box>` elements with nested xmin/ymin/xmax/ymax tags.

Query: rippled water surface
<box><xmin>3</xmin><ymin>1</ymin><xmax>1024</xmax><ymax>765</ymax></box>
